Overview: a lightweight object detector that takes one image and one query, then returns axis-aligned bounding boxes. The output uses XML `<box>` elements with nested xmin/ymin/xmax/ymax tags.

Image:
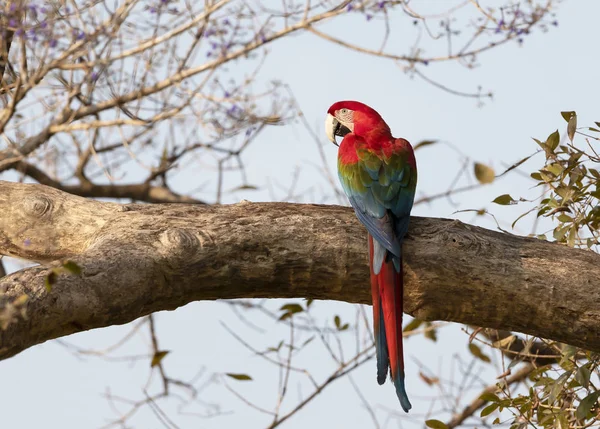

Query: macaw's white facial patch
<box><xmin>337</xmin><ymin>108</ymin><xmax>354</xmax><ymax>128</ymax></box>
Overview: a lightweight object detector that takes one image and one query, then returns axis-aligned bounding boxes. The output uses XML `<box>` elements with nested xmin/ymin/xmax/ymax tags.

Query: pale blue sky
<box><xmin>2</xmin><ymin>1</ymin><xmax>598</xmax><ymax>428</ymax></box>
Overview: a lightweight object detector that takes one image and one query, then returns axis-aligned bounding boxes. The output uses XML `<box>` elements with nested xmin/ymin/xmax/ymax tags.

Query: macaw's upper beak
<box><xmin>325</xmin><ymin>113</ymin><xmax>351</xmax><ymax>147</ymax></box>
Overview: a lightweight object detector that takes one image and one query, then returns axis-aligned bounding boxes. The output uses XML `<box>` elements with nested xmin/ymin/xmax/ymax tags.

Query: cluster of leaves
<box><xmin>494</xmin><ymin>112</ymin><xmax>600</xmax><ymax>249</ymax></box>
<box><xmin>479</xmin><ymin>113</ymin><xmax>600</xmax><ymax>428</ymax></box>
<box><xmin>481</xmin><ymin>349</ymin><xmax>599</xmax><ymax>429</ymax></box>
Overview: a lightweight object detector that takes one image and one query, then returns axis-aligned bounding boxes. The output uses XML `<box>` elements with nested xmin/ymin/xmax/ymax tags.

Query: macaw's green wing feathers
<box><xmin>338</xmin><ymin>136</ymin><xmax>417</xmax><ymax>263</ymax></box>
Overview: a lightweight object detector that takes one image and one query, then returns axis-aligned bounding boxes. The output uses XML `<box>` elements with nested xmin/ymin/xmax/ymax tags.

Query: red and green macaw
<box><xmin>325</xmin><ymin>101</ymin><xmax>417</xmax><ymax>412</ymax></box>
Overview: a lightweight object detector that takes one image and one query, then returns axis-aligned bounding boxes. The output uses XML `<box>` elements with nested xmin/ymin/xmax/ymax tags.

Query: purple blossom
<box><xmin>422</xmin><ymin>60</ymin><xmax>429</xmax><ymax>66</ymax></box>
<box><xmin>91</xmin><ymin>71</ymin><xmax>99</xmax><ymax>81</ymax></box>
<box><xmin>40</xmin><ymin>21</ymin><xmax>48</xmax><ymax>29</ymax></box>
<box><xmin>205</xmin><ymin>28</ymin><xmax>216</xmax><ymax>37</ymax></box>
<box><xmin>366</xmin><ymin>14</ymin><xmax>372</xmax><ymax>21</ymax></box>
<box><xmin>552</xmin><ymin>20</ymin><xmax>558</xmax><ymax>26</ymax></box>
<box><xmin>15</xmin><ymin>28</ymin><xmax>24</xmax><ymax>37</ymax></box>
<box><xmin>223</xmin><ymin>18</ymin><xmax>230</xmax><ymax>26</ymax></box>
<box><xmin>24</xmin><ymin>239</ymin><xmax>31</xmax><ymax>247</ymax></box>
<box><xmin>347</xmin><ymin>4</ymin><xmax>353</xmax><ymax>11</ymax></box>
<box><xmin>495</xmin><ymin>19</ymin><xmax>505</xmax><ymax>33</ymax></box>
<box><xmin>8</xmin><ymin>19</ymin><xmax>17</xmax><ymax>28</ymax></box>
<box><xmin>49</xmin><ymin>39</ymin><xmax>57</xmax><ymax>48</ymax></box>
<box><xmin>76</xmin><ymin>31</ymin><xmax>85</xmax><ymax>40</ymax></box>
<box><xmin>224</xmin><ymin>91</ymin><xmax>230</xmax><ymax>98</ymax></box>
<box><xmin>378</xmin><ymin>1</ymin><xmax>386</xmax><ymax>8</ymax></box>
<box><xmin>149</xmin><ymin>7</ymin><xmax>157</xmax><ymax>13</ymax></box>
<box><xmin>228</xmin><ymin>105</ymin><xmax>241</xmax><ymax>115</ymax></box>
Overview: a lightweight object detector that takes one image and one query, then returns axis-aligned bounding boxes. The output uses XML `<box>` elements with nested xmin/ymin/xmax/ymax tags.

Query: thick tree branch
<box><xmin>0</xmin><ymin>181</ymin><xmax>599</xmax><ymax>361</ymax></box>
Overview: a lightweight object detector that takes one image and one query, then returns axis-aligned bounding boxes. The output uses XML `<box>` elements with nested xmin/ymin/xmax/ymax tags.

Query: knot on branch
<box><xmin>23</xmin><ymin>195</ymin><xmax>53</xmax><ymax>218</ymax></box>
<box><xmin>436</xmin><ymin>220</ymin><xmax>493</xmax><ymax>255</ymax></box>
<box><xmin>157</xmin><ymin>228</ymin><xmax>200</xmax><ymax>264</ymax></box>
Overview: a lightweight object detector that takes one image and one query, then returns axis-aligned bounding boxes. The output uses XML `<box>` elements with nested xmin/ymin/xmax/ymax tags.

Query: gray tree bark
<box><xmin>0</xmin><ymin>180</ymin><xmax>599</xmax><ymax>361</ymax></box>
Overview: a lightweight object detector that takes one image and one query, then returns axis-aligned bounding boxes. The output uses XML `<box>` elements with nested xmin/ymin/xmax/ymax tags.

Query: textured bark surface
<box><xmin>1</xmin><ymin>180</ymin><xmax>599</xmax><ymax>361</ymax></box>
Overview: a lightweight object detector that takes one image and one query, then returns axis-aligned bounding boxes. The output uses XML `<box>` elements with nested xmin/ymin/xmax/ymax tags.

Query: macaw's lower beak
<box><xmin>325</xmin><ymin>113</ymin><xmax>351</xmax><ymax>147</ymax></box>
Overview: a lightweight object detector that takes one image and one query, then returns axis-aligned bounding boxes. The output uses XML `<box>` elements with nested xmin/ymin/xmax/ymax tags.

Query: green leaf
<box><xmin>576</xmin><ymin>391</ymin><xmax>600</xmax><ymax>420</ymax></box>
<box><xmin>557</xmin><ymin>214</ymin><xmax>572</xmax><ymax>223</ymax></box>
<box><xmin>62</xmin><ymin>260</ymin><xmax>82</xmax><ymax>275</ymax></box>
<box><xmin>530</xmin><ymin>172</ymin><xmax>542</xmax><ymax>181</ymax></box>
<box><xmin>150</xmin><ymin>350</ymin><xmax>170</xmax><ymax>367</ymax></box>
<box><xmin>479</xmin><ymin>392</ymin><xmax>500</xmax><ymax>403</ymax></box>
<box><xmin>403</xmin><ymin>318</ymin><xmax>423</xmax><ymax>333</ymax></box>
<box><xmin>560</xmin><ymin>111</ymin><xmax>576</xmax><ymax>122</ymax></box>
<box><xmin>492</xmin><ymin>194</ymin><xmax>516</xmax><ymax>205</ymax></box>
<box><xmin>280</xmin><ymin>303</ymin><xmax>304</xmax><ymax>313</ymax></box>
<box><xmin>474</xmin><ymin>162</ymin><xmax>495</xmax><ymax>184</ymax></box>
<box><xmin>575</xmin><ymin>364</ymin><xmax>591</xmax><ymax>389</ymax></box>
<box><xmin>425</xmin><ymin>419</ymin><xmax>448</xmax><ymax>429</ymax></box>
<box><xmin>279</xmin><ymin>303</ymin><xmax>304</xmax><ymax>320</ymax></box>
<box><xmin>468</xmin><ymin>343</ymin><xmax>491</xmax><ymax>363</ymax></box>
<box><xmin>553</xmin><ymin>225</ymin><xmax>570</xmax><ymax>241</ymax></box>
<box><xmin>480</xmin><ymin>402</ymin><xmax>499</xmax><ymax>417</ymax></box>
<box><xmin>497</xmin><ymin>153</ymin><xmax>535</xmax><ymax>177</ymax></box>
<box><xmin>414</xmin><ymin>140</ymin><xmax>438</xmax><ymax>150</ymax></box>
<box><xmin>546</xmin><ymin>163</ymin><xmax>564</xmax><ymax>176</ymax></box>
<box><xmin>225</xmin><ymin>373</ymin><xmax>253</xmax><ymax>381</ymax></box>
<box><xmin>424</xmin><ymin>322</ymin><xmax>437</xmax><ymax>342</ymax></box>
<box><xmin>231</xmin><ymin>184</ymin><xmax>259</xmax><ymax>191</ymax></box>
<box><xmin>334</xmin><ymin>315</ymin><xmax>341</xmax><ymax>329</ymax></box>
<box><xmin>545</xmin><ymin>130</ymin><xmax>560</xmax><ymax>151</ymax></box>
<box><xmin>549</xmin><ymin>369</ymin><xmax>572</xmax><ymax>404</ymax></box>
<box><xmin>567</xmin><ymin>113</ymin><xmax>577</xmax><ymax>142</ymax></box>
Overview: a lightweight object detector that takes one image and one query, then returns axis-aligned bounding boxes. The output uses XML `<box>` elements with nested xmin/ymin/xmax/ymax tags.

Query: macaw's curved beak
<box><xmin>325</xmin><ymin>113</ymin><xmax>351</xmax><ymax>147</ymax></box>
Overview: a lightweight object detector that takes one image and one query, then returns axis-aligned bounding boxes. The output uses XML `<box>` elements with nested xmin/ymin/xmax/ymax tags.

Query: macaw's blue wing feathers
<box><xmin>347</xmin><ymin>195</ymin><xmax>400</xmax><ymax>265</ymax></box>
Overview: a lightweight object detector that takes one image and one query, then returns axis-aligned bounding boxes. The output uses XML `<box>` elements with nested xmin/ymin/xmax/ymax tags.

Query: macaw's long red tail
<box><xmin>369</xmin><ymin>235</ymin><xmax>412</xmax><ymax>412</ymax></box>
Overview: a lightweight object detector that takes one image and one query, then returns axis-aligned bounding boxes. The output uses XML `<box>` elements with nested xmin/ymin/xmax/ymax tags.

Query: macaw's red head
<box><xmin>325</xmin><ymin>100</ymin><xmax>392</xmax><ymax>146</ymax></box>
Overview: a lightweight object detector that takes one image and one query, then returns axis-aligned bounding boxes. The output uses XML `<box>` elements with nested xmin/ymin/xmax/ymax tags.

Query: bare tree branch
<box><xmin>1</xmin><ymin>181</ymin><xmax>599</xmax><ymax>361</ymax></box>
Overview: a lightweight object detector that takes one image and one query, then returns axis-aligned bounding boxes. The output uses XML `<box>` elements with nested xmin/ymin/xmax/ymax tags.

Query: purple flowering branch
<box><xmin>0</xmin><ymin>0</ymin><xmax>560</xmax><ymax>208</ymax></box>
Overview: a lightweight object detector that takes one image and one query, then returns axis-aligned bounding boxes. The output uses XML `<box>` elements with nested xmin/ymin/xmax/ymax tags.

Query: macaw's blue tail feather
<box><xmin>393</xmin><ymin>369</ymin><xmax>412</xmax><ymax>412</ymax></box>
<box><xmin>376</xmin><ymin>301</ymin><xmax>389</xmax><ymax>385</ymax></box>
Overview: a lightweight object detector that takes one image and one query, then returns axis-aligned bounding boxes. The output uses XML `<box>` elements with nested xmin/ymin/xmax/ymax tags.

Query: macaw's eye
<box><xmin>340</xmin><ymin>108</ymin><xmax>348</xmax><ymax>114</ymax></box>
